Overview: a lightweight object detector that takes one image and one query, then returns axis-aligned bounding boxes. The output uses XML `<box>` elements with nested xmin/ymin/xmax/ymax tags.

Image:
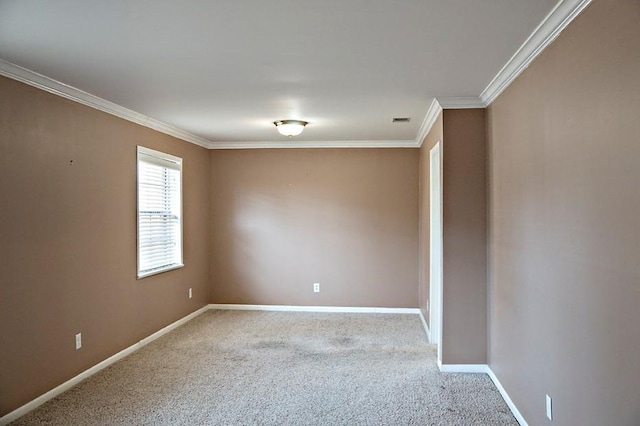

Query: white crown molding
<box><xmin>480</xmin><ymin>0</ymin><xmax>594</xmax><ymax>105</ymax></box>
<box><xmin>415</xmin><ymin>98</ymin><xmax>442</xmax><ymax>147</ymax></box>
<box><xmin>0</xmin><ymin>305</ymin><xmax>210</xmax><ymax>426</ymax></box>
<box><xmin>437</xmin><ymin>97</ymin><xmax>485</xmax><ymax>109</ymax></box>
<box><xmin>0</xmin><ymin>59</ymin><xmax>213</xmax><ymax>149</ymax></box>
<box><xmin>2</xmin><ymin>0</ymin><xmax>592</xmax><ymax>151</ymax></box>
<box><xmin>207</xmin><ymin>140</ymin><xmax>418</xmax><ymax>149</ymax></box>
<box><xmin>0</xmin><ymin>58</ymin><xmax>430</xmax><ymax>151</ymax></box>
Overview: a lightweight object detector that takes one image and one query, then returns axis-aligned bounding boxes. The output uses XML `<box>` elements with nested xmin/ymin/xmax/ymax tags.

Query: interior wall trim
<box><xmin>486</xmin><ymin>368</ymin><xmax>529</xmax><ymax>426</ymax></box>
<box><xmin>0</xmin><ymin>305</ymin><xmax>210</xmax><ymax>426</ymax></box>
<box><xmin>415</xmin><ymin>98</ymin><xmax>443</xmax><ymax>148</ymax></box>
<box><xmin>1</xmin><ymin>304</ymin><xmax>527</xmax><ymax>426</ymax></box>
<box><xmin>208</xmin><ymin>304</ymin><xmax>421</xmax><ymax>314</ymax></box>
<box><xmin>418</xmin><ymin>310</ymin><xmax>431</xmax><ymax>341</ymax></box>
<box><xmin>479</xmin><ymin>0</ymin><xmax>593</xmax><ymax>105</ymax></box>
<box><xmin>439</xmin><ymin>364</ymin><xmax>489</xmax><ymax>374</ymax></box>
<box><xmin>0</xmin><ymin>60</ymin><xmax>426</xmax><ymax>150</ymax></box>
<box><xmin>207</xmin><ymin>140</ymin><xmax>417</xmax><ymax>150</ymax></box>
<box><xmin>0</xmin><ymin>58</ymin><xmax>432</xmax><ymax>151</ymax></box>
<box><xmin>437</xmin><ymin>97</ymin><xmax>485</xmax><ymax>109</ymax></box>
<box><xmin>0</xmin><ymin>0</ymin><xmax>592</xmax><ymax>151</ymax></box>
<box><xmin>0</xmin><ymin>59</ymin><xmax>212</xmax><ymax>149</ymax></box>
<box><xmin>438</xmin><ymin>364</ymin><xmax>528</xmax><ymax>426</ymax></box>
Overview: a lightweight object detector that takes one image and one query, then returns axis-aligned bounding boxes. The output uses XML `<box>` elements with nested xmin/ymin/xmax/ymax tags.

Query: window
<box><xmin>137</xmin><ymin>146</ymin><xmax>183</xmax><ymax>278</ymax></box>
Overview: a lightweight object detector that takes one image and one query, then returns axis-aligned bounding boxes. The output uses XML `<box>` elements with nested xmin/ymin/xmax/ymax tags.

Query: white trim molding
<box><xmin>414</xmin><ymin>96</ymin><xmax>488</xmax><ymax>148</ymax></box>
<box><xmin>208</xmin><ymin>303</ymin><xmax>421</xmax><ymax>314</ymax></box>
<box><xmin>480</xmin><ymin>0</ymin><xmax>593</xmax><ymax>105</ymax></box>
<box><xmin>415</xmin><ymin>98</ymin><xmax>443</xmax><ymax>147</ymax></box>
<box><xmin>138</xmin><ymin>306</ymin><xmax>208</xmax><ymax>346</ymax></box>
<box><xmin>207</xmin><ymin>140</ymin><xmax>417</xmax><ymax>150</ymax></box>
<box><xmin>437</xmin><ymin>363</ymin><xmax>528</xmax><ymax>426</ymax></box>
<box><xmin>0</xmin><ymin>305</ymin><xmax>210</xmax><ymax>426</ymax></box>
<box><xmin>418</xmin><ymin>310</ymin><xmax>431</xmax><ymax>341</ymax></box>
<box><xmin>0</xmin><ymin>59</ymin><xmax>212</xmax><ymax>149</ymax></box>
<box><xmin>1</xmin><ymin>304</ymin><xmax>528</xmax><ymax>426</ymax></box>
<box><xmin>439</xmin><ymin>364</ymin><xmax>490</xmax><ymax>374</ymax></box>
<box><xmin>0</xmin><ymin>60</ymin><xmax>422</xmax><ymax>150</ymax></box>
<box><xmin>0</xmin><ymin>0</ymin><xmax>592</xmax><ymax>152</ymax></box>
<box><xmin>437</xmin><ymin>97</ymin><xmax>485</xmax><ymax>109</ymax></box>
<box><xmin>486</xmin><ymin>368</ymin><xmax>529</xmax><ymax>426</ymax></box>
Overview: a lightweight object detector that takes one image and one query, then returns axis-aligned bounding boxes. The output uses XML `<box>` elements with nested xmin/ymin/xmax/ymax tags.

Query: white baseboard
<box><xmin>2</xmin><ymin>303</ymin><xmax>527</xmax><ymax>426</ymax></box>
<box><xmin>486</xmin><ymin>368</ymin><xmax>529</xmax><ymax>426</ymax></box>
<box><xmin>138</xmin><ymin>306</ymin><xmax>209</xmax><ymax>346</ymax></box>
<box><xmin>439</xmin><ymin>364</ymin><xmax>490</xmax><ymax>374</ymax></box>
<box><xmin>437</xmin><ymin>363</ymin><xmax>527</xmax><ymax>425</ymax></box>
<box><xmin>418</xmin><ymin>310</ymin><xmax>431</xmax><ymax>341</ymax></box>
<box><xmin>0</xmin><ymin>305</ymin><xmax>209</xmax><ymax>426</ymax></box>
<box><xmin>208</xmin><ymin>303</ymin><xmax>421</xmax><ymax>314</ymax></box>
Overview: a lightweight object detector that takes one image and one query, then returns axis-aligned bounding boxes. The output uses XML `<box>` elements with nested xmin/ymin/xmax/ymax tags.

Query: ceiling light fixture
<box><xmin>274</xmin><ymin>120</ymin><xmax>308</xmax><ymax>137</ymax></box>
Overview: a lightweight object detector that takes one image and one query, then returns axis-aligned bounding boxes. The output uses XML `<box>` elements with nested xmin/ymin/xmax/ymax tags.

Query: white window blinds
<box><xmin>137</xmin><ymin>146</ymin><xmax>183</xmax><ymax>278</ymax></box>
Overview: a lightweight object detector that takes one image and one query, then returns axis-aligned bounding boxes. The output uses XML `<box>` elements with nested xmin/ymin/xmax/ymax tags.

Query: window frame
<box><xmin>136</xmin><ymin>146</ymin><xmax>184</xmax><ymax>279</ymax></box>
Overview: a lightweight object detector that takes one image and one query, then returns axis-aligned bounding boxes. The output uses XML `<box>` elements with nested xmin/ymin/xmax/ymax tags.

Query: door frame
<box><xmin>429</xmin><ymin>141</ymin><xmax>443</xmax><ymax>364</ymax></box>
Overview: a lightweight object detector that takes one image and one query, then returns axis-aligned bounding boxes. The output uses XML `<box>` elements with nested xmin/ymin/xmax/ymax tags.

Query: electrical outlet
<box><xmin>546</xmin><ymin>394</ymin><xmax>553</xmax><ymax>420</ymax></box>
<box><xmin>75</xmin><ymin>333</ymin><xmax>82</xmax><ymax>350</ymax></box>
<box><xmin>313</xmin><ymin>283</ymin><xmax>320</xmax><ymax>293</ymax></box>
<box><xmin>189</xmin><ymin>288</ymin><xmax>192</xmax><ymax>299</ymax></box>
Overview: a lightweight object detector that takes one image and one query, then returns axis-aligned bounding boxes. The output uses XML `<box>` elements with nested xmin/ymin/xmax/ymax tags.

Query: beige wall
<box><xmin>209</xmin><ymin>149</ymin><xmax>419</xmax><ymax>307</ymax></box>
<box><xmin>0</xmin><ymin>76</ymin><xmax>211</xmax><ymax>416</ymax></box>
<box><xmin>8</xmin><ymin>0</ymin><xmax>637</xmax><ymax>420</ymax></box>
<box><xmin>418</xmin><ymin>113</ymin><xmax>443</xmax><ymax>323</ymax></box>
<box><xmin>418</xmin><ymin>109</ymin><xmax>487</xmax><ymax>364</ymax></box>
<box><xmin>441</xmin><ymin>109</ymin><xmax>487</xmax><ymax>364</ymax></box>
<box><xmin>487</xmin><ymin>0</ymin><xmax>640</xmax><ymax>424</ymax></box>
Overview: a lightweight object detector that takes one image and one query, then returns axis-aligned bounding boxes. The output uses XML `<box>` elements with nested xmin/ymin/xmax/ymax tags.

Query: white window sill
<box><xmin>137</xmin><ymin>264</ymin><xmax>184</xmax><ymax>280</ymax></box>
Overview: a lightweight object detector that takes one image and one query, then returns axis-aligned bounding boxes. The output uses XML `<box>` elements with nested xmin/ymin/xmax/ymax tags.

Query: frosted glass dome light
<box><xmin>274</xmin><ymin>120</ymin><xmax>308</xmax><ymax>137</ymax></box>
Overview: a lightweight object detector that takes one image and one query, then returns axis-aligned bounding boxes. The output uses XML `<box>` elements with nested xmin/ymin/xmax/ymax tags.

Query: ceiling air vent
<box><xmin>392</xmin><ymin>117</ymin><xmax>411</xmax><ymax>123</ymax></box>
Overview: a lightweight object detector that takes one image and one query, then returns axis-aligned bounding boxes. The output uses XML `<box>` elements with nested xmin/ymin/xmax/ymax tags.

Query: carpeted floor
<box><xmin>12</xmin><ymin>311</ymin><xmax>517</xmax><ymax>425</ymax></box>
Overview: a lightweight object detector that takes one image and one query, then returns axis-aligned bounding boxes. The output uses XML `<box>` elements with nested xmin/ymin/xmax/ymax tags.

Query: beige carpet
<box><xmin>12</xmin><ymin>310</ymin><xmax>517</xmax><ymax>425</ymax></box>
